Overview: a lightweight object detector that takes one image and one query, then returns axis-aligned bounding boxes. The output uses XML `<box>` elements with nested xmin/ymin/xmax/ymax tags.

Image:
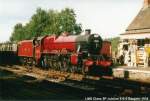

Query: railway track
<box><xmin>0</xmin><ymin>69</ymin><xmax>102</xmax><ymax>100</ymax></box>
<box><xmin>0</xmin><ymin>65</ymin><xmax>150</xmax><ymax>97</ymax></box>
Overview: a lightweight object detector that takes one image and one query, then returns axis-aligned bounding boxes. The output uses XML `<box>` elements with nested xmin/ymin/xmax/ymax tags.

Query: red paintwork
<box><xmin>70</xmin><ymin>54</ymin><xmax>78</xmax><ymax>65</ymax></box>
<box><xmin>35</xmin><ymin>45</ymin><xmax>41</xmax><ymax>62</ymax></box>
<box><xmin>18</xmin><ymin>37</ymin><xmax>44</xmax><ymax>63</ymax></box>
<box><xmin>96</xmin><ymin>60</ymin><xmax>112</xmax><ymax>67</ymax></box>
<box><xmin>42</xmin><ymin>35</ymin><xmax>56</xmax><ymax>53</ymax></box>
<box><xmin>100</xmin><ymin>41</ymin><xmax>112</xmax><ymax>57</ymax></box>
<box><xmin>18</xmin><ymin>40</ymin><xmax>33</xmax><ymax>57</ymax></box>
<box><xmin>42</xmin><ymin>35</ymin><xmax>77</xmax><ymax>53</ymax></box>
<box><xmin>53</xmin><ymin>35</ymin><xmax>77</xmax><ymax>52</ymax></box>
<box><xmin>55</xmin><ymin>35</ymin><xmax>77</xmax><ymax>42</ymax></box>
<box><xmin>84</xmin><ymin>59</ymin><xmax>94</xmax><ymax>66</ymax></box>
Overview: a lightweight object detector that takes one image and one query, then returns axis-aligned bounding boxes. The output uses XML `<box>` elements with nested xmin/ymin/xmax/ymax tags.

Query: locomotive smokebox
<box><xmin>76</xmin><ymin>33</ymin><xmax>103</xmax><ymax>55</ymax></box>
<box><xmin>88</xmin><ymin>34</ymin><xmax>103</xmax><ymax>54</ymax></box>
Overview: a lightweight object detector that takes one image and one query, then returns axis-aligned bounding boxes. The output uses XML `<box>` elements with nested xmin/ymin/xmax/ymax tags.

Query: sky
<box><xmin>0</xmin><ymin>0</ymin><xmax>143</xmax><ymax>42</ymax></box>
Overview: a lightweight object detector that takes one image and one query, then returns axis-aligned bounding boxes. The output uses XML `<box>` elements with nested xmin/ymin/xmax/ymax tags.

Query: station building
<box><xmin>118</xmin><ymin>0</ymin><xmax>150</xmax><ymax>67</ymax></box>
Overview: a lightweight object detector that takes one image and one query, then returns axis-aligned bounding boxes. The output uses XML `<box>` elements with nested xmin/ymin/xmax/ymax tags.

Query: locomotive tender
<box><xmin>0</xmin><ymin>31</ymin><xmax>112</xmax><ymax>75</ymax></box>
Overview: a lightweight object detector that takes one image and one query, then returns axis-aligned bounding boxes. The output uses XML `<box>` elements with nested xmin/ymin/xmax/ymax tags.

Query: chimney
<box><xmin>85</xmin><ymin>29</ymin><xmax>91</xmax><ymax>35</ymax></box>
<box><xmin>144</xmin><ymin>0</ymin><xmax>150</xmax><ymax>8</ymax></box>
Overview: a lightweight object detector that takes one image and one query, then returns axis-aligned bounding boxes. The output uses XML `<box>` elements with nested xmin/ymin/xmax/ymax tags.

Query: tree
<box><xmin>10</xmin><ymin>23</ymin><xmax>25</xmax><ymax>41</ymax></box>
<box><xmin>26</xmin><ymin>8</ymin><xmax>50</xmax><ymax>37</ymax></box>
<box><xmin>59</xmin><ymin>8</ymin><xmax>82</xmax><ymax>35</ymax></box>
<box><xmin>44</xmin><ymin>9</ymin><xmax>60</xmax><ymax>34</ymax></box>
<box><xmin>10</xmin><ymin>8</ymin><xmax>82</xmax><ymax>42</ymax></box>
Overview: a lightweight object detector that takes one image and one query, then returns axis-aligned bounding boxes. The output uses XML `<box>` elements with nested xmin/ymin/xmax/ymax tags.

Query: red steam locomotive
<box><xmin>0</xmin><ymin>30</ymin><xmax>112</xmax><ymax>75</ymax></box>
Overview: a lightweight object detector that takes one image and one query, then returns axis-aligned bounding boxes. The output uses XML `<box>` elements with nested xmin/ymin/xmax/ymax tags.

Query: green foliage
<box><xmin>105</xmin><ymin>37</ymin><xmax>120</xmax><ymax>52</ymax></box>
<box><xmin>10</xmin><ymin>23</ymin><xmax>26</xmax><ymax>41</ymax></box>
<box><xmin>59</xmin><ymin>8</ymin><xmax>81</xmax><ymax>34</ymax></box>
<box><xmin>10</xmin><ymin>8</ymin><xmax>82</xmax><ymax>41</ymax></box>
